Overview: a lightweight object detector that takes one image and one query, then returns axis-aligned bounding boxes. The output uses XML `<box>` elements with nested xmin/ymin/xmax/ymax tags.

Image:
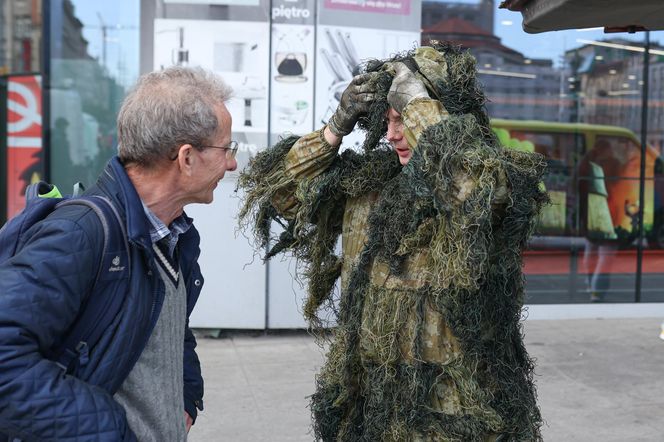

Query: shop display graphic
<box><xmin>173</xmin><ymin>27</ymin><xmax>189</xmax><ymax>67</ymax></box>
<box><xmin>213</xmin><ymin>41</ymin><xmax>265</xmax><ymax>127</ymax></box>
<box><xmin>315</xmin><ymin>25</ymin><xmax>419</xmax><ymax>148</ymax></box>
<box><xmin>154</xmin><ymin>19</ymin><xmax>269</xmax><ymax>135</ymax></box>
<box><xmin>319</xmin><ymin>28</ymin><xmax>361</xmax><ymax>124</ymax></box>
<box><xmin>214</xmin><ymin>41</ymin><xmax>258</xmax><ymax>73</ymax></box>
<box><xmin>271</xmin><ymin>24</ymin><xmax>315</xmax><ymax>136</ymax></box>
<box><xmin>275</xmin><ymin>100</ymin><xmax>309</xmax><ymax>126</ymax></box>
<box><xmin>274</xmin><ymin>28</ymin><xmax>310</xmax><ymax>83</ymax></box>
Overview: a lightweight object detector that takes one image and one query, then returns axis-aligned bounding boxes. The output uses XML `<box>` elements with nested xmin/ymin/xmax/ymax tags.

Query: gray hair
<box><xmin>117</xmin><ymin>66</ymin><xmax>233</xmax><ymax>167</ymax></box>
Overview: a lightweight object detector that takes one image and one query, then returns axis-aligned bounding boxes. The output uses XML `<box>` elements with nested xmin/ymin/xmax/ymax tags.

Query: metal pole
<box><xmin>42</xmin><ymin>0</ymin><xmax>51</xmax><ymax>183</ymax></box>
<box><xmin>0</xmin><ymin>75</ymin><xmax>7</xmax><ymax>225</ymax></box>
<box><xmin>264</xmin><ymin>0</ymin><xmax>274</xmax><ymax>332</ymax></box>
<box><xmin>635</xmin><ymin>31</ymin><xmax>650</xmax><ymax>303</ymax></box>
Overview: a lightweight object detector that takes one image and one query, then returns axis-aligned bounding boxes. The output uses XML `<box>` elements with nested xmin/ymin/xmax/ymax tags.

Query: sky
<box><xmin>68</xmin><ymin>1</ymin><xmax>140</xmax><ymax>87</ymax></box>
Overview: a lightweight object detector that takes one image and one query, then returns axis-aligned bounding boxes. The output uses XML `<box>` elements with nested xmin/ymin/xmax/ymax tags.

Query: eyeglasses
<box><xmin>170</xmin><ymin>140</ymin><xmax>238</xmax><ymax>161</ymax></box>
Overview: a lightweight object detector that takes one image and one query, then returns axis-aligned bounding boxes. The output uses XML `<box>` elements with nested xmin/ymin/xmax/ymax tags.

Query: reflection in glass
<box><xmin>48</xmin><ymin>0</ymin><xmax>138</xmax><ymax>192</ymax></box>
<box><xmin>0</xmin><ymin>0</ymin><xmax>42</xmax><ymax>75</ymax></box>
<box><xmin>419</xmin><ymin>2</ymin><xmax>664</xmax><ymax>303</ymax></box>
<box><xmin>638</xmin><ymin>30</ymin><xmax>664</xmax><ymax>302</ymax></box>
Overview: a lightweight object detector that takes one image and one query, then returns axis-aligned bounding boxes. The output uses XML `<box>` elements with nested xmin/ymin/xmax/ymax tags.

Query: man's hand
<box><xmin>328</xmin><ymin>73</ymin><xmax>379</xmax><ymax>137</ymax></box>
<box><xmin>185</xmin><ymin>411</ymin><xmax>193</xmax><ymax>433</ymax></box>
<box><xmin>387</xmin><ymin>62</ymin><xmax>429</xmax><ymax>114</ymax></box>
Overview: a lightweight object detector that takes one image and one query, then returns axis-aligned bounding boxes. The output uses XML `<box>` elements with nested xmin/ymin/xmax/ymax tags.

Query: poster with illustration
<box><xmin>314</xmin><ymin>25</ymin><xmax>419</xmax><ymax>149</ymax></box>
<box><xmin>270</xmin><ymin>0</ymin><xmax>315</xmax><ymax>141</ymax></box>
<box><xmin>314</xmin><ymin>0</ymin><xmax>420</xmax><ymax>150</ymax></box>
<box><xmin>271</xmin><ymin>24</ymin><xmax>315</xmax><ymax>140</ymax></box>
<box><xmin>154</xmin><ymin>18</ymin><xmax>270</xmax><ymax>175</ymax></box>
<box><xmin>6</xmin><ymin>75</ymin><xmax>43</xmax><ymax>218</ymax></box>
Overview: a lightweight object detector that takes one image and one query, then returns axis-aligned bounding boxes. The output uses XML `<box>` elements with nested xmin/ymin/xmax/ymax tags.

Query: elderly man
<box><xmin>0</xmin><ymin>66</ymin><xmax>236</xmax><ymax>441</ymax></box>
<box><xmin>239</xmin><ymin>43</ymin><xmax>546</xmax><ymax>440</ymax></box>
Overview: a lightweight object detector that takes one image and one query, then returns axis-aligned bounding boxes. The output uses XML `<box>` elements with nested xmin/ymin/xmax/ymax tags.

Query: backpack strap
<box><xmin>51</xmin><ymin>196</ymin><xmax>131</xmax><ymax>375</ymax></box>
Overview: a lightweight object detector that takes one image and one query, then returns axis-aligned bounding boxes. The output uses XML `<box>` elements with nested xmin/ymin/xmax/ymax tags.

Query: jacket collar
<box><xmin>96</xmin><ymin>156</ymin><xmax>201</xmax><ymax>262</ymax></box>
<box><xmin>97</xmin><ymin>156</ymin><xmax>153</xmax><ymax>250</ymax></box>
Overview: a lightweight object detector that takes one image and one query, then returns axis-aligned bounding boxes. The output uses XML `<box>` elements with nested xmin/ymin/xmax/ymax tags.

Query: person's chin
<box><xmin>395</xmin><ymin>149</ymin><xmax>412</xmax><ymax>165</ymax></box>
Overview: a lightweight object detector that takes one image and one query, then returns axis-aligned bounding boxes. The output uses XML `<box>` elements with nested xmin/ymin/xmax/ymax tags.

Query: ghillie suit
<box><xmin>238</xmin><ymin>43</ymin><xmax>547</xmax><ymax>441</ymax></box>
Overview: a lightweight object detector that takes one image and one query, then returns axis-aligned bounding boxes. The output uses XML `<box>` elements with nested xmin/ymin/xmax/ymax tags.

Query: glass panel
<box><xmin>48</xmin><ymin>0</ymin><xmax>139</xmax><ymax>191</ymax></box>
<box><xmin>31</xmin><ymin>1</ymin><xmax>662</xmax><ymax>318</ymax></box>
<box><xmin>639</xmin><ymin>30</ymin><xmax>664</xmax><ymax>302</ymax></box>
<box><xmin>0</xmin><ymin>0</ymin><xmax>42</xmax><ymax>75</ymax></box>
<box><xmin>472</xmin><ymin>6</ymin><xmax>648</xmax><ymax>303</ymax></box>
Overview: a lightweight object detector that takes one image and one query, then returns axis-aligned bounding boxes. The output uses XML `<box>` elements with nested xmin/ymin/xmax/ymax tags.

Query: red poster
<box><xmin>7</xmin><ymin>75</ymin><xmax>43</xmax><ymax>218</ymax></box>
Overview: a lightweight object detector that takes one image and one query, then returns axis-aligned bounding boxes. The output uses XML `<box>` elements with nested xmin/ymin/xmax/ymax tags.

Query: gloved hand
<box><xmin>328</xmin><ymin>73</ymin><xmax>379</xmax><ymax>137</ymax></box>
<box><xmin>386</xmin><ymin>62</ymin><xmax>430</xmax><ymax>114</ymax></box>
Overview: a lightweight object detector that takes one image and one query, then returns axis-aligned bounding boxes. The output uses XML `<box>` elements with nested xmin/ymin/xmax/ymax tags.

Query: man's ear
<box><xmin>177</xmin><ymin>144</ymin><xmax>196</xmax><ymax>175</ymax></box>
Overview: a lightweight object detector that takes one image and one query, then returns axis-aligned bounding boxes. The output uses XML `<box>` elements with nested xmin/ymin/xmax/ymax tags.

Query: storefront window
<box><xmin>47</xmin><ymin>0</ymin><xmax>139</xmax><ymax>191</ymax></box>
<box><xmin>639</xmin><ymin>30</ymin><xmax>664</xmax><ymax>302</ymax></box>
<box><xmin>0</xmin><ymin>0</ymin><xmax>42</xmax><ymax>75</ymax></box>
<box><xmin>1</xmin><ymin>1</ymin><xmax>43</xmax><ymax>222</ymax></box>
<box><xmin>17</xmin><ymin>0</ymin><xmax>660</xmax><ymax>323</ymax></box>
<box><xmin>421</xmin><ymin>2</ymin><xmax>663</xmax><ymax>303</ymax></box>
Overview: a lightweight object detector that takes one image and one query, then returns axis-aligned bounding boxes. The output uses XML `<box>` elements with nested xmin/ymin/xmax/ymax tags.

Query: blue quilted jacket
<box><xmin>0</xmin><ymin>157</ymin><xmax>205</xmax><ymax>441</ymax></box>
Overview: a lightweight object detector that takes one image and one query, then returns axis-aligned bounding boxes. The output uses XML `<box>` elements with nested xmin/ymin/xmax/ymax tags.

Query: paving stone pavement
<box><xmin>187</xmin><ymin>318</ymin><xmax>664</xmax><ymax>442</ymax></box>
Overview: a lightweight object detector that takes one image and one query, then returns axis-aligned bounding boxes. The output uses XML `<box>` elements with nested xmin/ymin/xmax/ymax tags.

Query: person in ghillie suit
<box><xmin>238</xmin><ymin>42</ymin><xmax>546</xmax><ymax>441</ymax></box>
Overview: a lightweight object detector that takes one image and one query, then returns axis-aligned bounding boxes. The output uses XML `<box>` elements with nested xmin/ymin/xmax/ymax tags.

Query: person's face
<box><xmin>386</xmin><ymin>107</ymin><xmax>411</xmax><ymax>165</ymax></box>
<box><xmin>188</xmin><ymin>103</ymin><xmax>237</xmax><ymax>204</ymax></box>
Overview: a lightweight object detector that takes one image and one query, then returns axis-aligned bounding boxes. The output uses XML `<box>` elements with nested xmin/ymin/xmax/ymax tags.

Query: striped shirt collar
<box><xmin>141</xmin><ymin>202</ymin><xmax>192</xmax><ymax>257</ymax></box>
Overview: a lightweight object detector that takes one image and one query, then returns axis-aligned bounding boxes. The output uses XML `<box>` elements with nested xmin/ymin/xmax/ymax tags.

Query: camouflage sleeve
<box><xmin>284</xmin><ymin>126</ymin><xmax>340</xmax><ymax>180</ymax></box>
<box><xmin>271</xmin><ymin>126</ymin><xmax>340</xmax><ymax>218</ymax></box>
<box><xmin>401</xmin><ymin>97</ymin><xmax>449</xmax><ymax>149</ymax></box>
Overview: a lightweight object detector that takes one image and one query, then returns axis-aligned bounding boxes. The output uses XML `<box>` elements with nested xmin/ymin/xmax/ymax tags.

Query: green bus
<box><xmin>492</xmin><ymin>118</ymin><xmax>664</xmax><ymax>249</ymax></box>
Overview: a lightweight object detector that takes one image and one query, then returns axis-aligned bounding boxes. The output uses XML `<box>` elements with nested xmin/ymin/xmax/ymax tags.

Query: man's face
<box><xmin>386</xmin><ymin>107</ymin><xmax>412</xmax><ymax>165</ymax></box>
<box><xmin>189</xmin><ymin>103</ymin><xmax>237</xmax><ymax>204</ymax></box>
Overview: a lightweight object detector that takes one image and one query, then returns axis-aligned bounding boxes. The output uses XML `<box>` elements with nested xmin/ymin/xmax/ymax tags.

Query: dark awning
<box><xmin>499</xmin><ymin>0</ymin><xmax>664</xmax><ymax>34</ymax></box>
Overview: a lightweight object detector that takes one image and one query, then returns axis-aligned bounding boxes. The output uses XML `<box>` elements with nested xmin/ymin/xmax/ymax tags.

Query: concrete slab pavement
<box><xmin>188</xmin><ymin>318</ymin><xmax>664</xmax><ymax>441</ymax></box>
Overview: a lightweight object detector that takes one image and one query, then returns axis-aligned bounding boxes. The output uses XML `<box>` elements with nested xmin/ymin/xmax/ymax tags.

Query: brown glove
<box><xmin>328</xmin><ymin>73</ymin><xmax>379</xmax><ymax>137</ymax></box>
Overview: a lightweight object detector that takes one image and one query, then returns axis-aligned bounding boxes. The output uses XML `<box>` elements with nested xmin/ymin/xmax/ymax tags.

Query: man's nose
<box><xmin>386</xmin><ymin>123</ymin><xmax>402</xmax><ymax>141</ymax></box>
<box><xmin>227</xmin><ymin>158</ymin><xmax>238</xmax><ymax>172</ymax></box>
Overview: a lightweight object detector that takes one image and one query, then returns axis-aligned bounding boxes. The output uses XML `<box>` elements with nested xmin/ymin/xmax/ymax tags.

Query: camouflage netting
<box><xmin>238</xmin><ymin>42</ymin><xmax>548</xmax><ymax>441</ymax></box>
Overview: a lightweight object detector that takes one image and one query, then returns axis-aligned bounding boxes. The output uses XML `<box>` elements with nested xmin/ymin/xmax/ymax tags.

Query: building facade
<box><xmin>2</xmin><ymin>0</ymin><xmax>664</xmax><ymax>328</ymax></box>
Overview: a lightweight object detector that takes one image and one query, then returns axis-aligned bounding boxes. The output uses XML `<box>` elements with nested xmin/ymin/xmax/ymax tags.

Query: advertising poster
<box><xmin>270</xmin><ymin>0</ymin><xmax>316</xmax><ymax>142</ymax></box>
<box><xmin>315</xmin><ymin>25</ymin><xmax>420</xmax><ymax>149</ymax></box>
<box><xmin>315</xmin><ymin>0</ymin><xmax>421</xmax><ymax>149</ymax></box>
<box><xmin>154</xmin><ymin>18</ymin><xmax>270</xmax><ymax>177</ymax></box>
<box><xmin>6</xmin><ymin>75</ymin><xmax>43</xmax><ymax>218</ymax></box>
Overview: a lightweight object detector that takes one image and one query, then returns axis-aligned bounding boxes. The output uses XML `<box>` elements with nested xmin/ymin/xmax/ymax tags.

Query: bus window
<box><xmin>505</xmin><ymin>130</ymin><xmax>580</xmax><ymax>236</ymax></box>
<box><xmin>585</xmin><ymin>135</ymin><xmax>656</xmax><ymax>241</ymax></box>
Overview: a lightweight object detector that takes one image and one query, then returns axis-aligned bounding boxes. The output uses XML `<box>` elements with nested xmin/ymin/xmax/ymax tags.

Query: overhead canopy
<box><xmin>499</xmin><ymin>0</ymin><xmax>664</xmax><ymax>34</ymax></box>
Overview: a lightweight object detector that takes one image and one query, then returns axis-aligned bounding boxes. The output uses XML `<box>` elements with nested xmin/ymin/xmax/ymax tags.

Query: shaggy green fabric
<box><xmin>238</xmin><ymin>42</ymin><xmax>547</xmax><ymax>441</ymax></box>
<box><xmin>238</xmin><ymin>138</ymin><xmax>401</xmax><ymax>323</ymax></box>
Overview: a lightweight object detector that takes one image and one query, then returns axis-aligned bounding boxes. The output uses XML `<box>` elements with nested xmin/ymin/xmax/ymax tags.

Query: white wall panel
<box><xmin>188</xmin><ymin>182</ymin><xmax>266</xmax><ymax>328</ymax></box>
